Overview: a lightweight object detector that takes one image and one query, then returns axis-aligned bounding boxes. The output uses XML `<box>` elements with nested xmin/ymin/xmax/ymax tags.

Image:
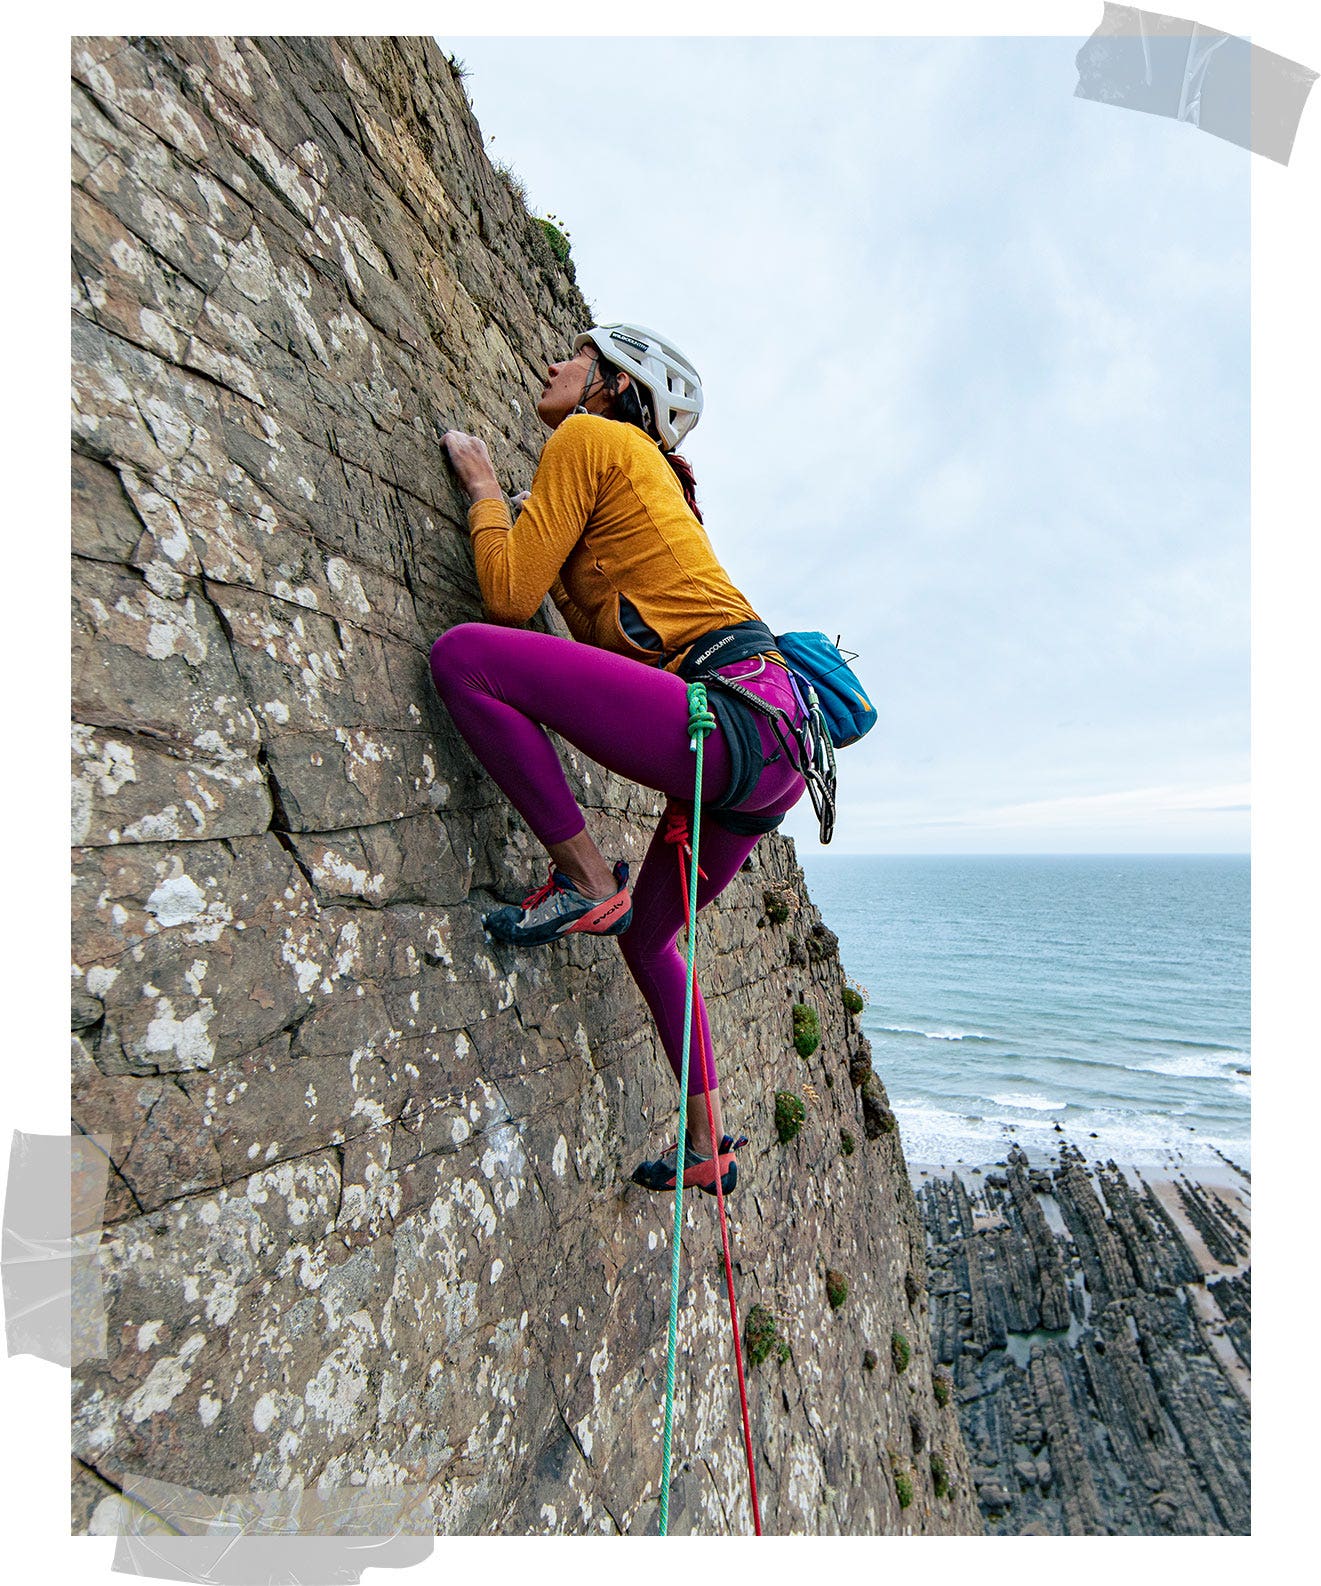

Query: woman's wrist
<box><xmin>465</xmin><ymin>475</ymin><xmax>502</xmax><ymax>504</ymax></box>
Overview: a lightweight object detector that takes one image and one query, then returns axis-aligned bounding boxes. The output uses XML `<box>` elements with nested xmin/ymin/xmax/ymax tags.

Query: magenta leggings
<box><xmin>429</xmin><ymin>623</ymin><xmax>807</xmax><ymax>1096</ymax></box>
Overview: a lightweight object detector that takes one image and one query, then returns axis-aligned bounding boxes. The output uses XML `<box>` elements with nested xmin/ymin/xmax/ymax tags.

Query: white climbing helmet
<box><xmin>572</xmin><ymin>322</ymin><xmax>704</xmax><ymax>451</ymax></box>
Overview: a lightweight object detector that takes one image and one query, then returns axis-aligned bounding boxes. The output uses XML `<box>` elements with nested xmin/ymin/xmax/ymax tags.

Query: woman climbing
<box><xmin>430</xmin><ymin>322</ymin><xmax>809</xmax><ymax>1197</ymax></box>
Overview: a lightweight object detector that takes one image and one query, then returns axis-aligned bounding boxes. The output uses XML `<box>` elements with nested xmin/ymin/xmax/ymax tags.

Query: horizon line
<box><xmin>796</xmin><ymin>850</ymin><xmax>1252</xmax><ymax>858</ymax></box>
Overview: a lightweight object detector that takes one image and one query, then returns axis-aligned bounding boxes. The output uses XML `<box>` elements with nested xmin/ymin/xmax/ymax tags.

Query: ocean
<box><xmin>797</xmin><ymin>854</ymin><xmax>1250</xmax><ymax>1172</ymax></box>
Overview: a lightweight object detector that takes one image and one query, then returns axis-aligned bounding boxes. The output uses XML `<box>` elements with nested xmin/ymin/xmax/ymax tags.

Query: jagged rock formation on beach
<box><xmin>70</xmin><ymin>36</ymin><xmax>981</xmax><ymax>1537</ymax></box>
<box><xmin>919</xmin><ymin>1144</ymin><xmax>1250</xmax><ymax>1535</ymax></box>
<box><xmin>1208</xmin><ymin>1270</ymin><xmax>1250</xmax><ymax>1368</ymax></box>
<box><xmin>1174</xmin><ymin>1176</ymin><xmax>1251</xmax><ymax>1268</ymax></box>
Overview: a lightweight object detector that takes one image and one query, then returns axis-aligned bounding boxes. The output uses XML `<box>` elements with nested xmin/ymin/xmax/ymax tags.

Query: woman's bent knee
<box><xmin>429</xmin><ymin>622</ymin><xmax>487</xmax><ymax>697</ymax></box>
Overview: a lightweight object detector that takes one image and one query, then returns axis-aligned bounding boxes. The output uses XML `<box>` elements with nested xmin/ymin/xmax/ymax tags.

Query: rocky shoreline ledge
<box><xmin>915</xmin><ymin>1143</ymin><xmax>1250</xmax><ymax>1534</ymax></box>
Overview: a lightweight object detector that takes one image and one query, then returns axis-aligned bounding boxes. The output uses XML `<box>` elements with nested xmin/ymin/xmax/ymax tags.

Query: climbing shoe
<box><xmin>631</xmin><ymin>1131</ymin><xmax>747</xmax><ymax>1197</ymax></box>
<box><xmin>483</xmin><ymin>860</ymin><xmax>632</xmax><ymax>945</ymax></box>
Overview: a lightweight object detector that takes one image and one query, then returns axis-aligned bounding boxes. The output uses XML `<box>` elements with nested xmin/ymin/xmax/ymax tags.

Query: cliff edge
<box><xmin>71</xmin><ymin>35</ymin><xmax>980</xmax><ymax>1536</ymax></box>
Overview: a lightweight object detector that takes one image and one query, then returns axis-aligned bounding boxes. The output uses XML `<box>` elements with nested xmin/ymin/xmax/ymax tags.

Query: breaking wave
<box><xmin>877</xmin><ymin>1024</ymin><xmax>992</xmax><ymax>1043</ymax></box>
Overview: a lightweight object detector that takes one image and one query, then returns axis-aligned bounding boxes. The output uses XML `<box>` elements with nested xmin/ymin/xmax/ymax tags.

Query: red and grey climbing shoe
<box><xmin>484</xmin><ymin>860</ymin><xmax>631</xmax><ymax>945</ymax></box>
<box><xmin>631</xmin><ymin>1131</ymin><xmax>747</xmax><ymax>1197</ymax></box>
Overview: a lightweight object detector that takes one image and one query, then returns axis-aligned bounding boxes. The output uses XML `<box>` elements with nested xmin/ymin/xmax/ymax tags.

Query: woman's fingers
<box><xmin>441</xmin><ymin>429</ymin><xmax>488</xmax><ymax>465</ymax></box>
<box><xmin>440</xmin><ymin>430</ymin><xmax>501</xmax><ymax>500</ymax></box>
<box><xmin>442</xmin><ymin>429</ymin><xmax>486</xmax><ymax>453</ymax></box>
<box><xmin>440</xmin><ymin>431</ymin><xmax>491</xmax><ymax>478</ymax></box>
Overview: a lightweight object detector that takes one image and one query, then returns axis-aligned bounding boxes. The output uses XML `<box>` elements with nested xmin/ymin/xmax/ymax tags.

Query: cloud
<box><xmin>922</xmin><ymin>781</ymin><xmax>1253</xmax><ymax>830</ymax></box>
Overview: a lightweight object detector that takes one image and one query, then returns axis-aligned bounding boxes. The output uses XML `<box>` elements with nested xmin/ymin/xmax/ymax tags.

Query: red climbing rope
<box><xmin>663</xmin><ymin>804</ymin><xmax>708</xmax><ymax>879</ymax></box>
<box><xmin>668</xmin><ymin>805</ymin><xmax>763</xmax><ymax>1536</ymax></box>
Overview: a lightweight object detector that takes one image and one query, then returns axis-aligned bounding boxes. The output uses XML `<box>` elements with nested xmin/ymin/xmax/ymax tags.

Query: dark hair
<box><xmin>594</xmin><ymin>355</ymin><xmax>703</xmax><ymax>524</ymax></box>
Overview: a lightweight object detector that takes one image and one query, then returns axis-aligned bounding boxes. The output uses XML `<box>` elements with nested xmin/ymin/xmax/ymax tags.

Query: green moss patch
<box><xmin>792</xmin><ymin>1002</ymin><xmax>820</xmax><ymax>1058</ymax></box>
<box><xmin>840</xmin><ymin>1128</ymin><xmax>856</xmax><ymax>1157</ymax></box>
<box><xmin>826</xmin><ymin>1269</ymin><xmax>849</xmax><ymax>1309</ymax></box>
<box><xmin>744</xmin><ymin>1305</ymin><xmax>776</xmax><ymax>1365</ymax></box>
<box><xmin>535</xmin><ymin>217</ymin><xmax>570</xmax><ymax>262</ymax></box>
<box><xmin>745</xmin><ymin>1304</ymin><xmax>789</xmax><ymax>1367</ymax></box>
<box><xmin>930</xmin><ymin>1452</ymin><xmax>950</xmax><ymax>1498</ymax></box>
<box><xmin>763</xmin><ymin>885</ymin><xmax>795</xmax><ymax>925</ymax></box>
<box><xmin>774</xmin><ymin>1090</ymin><xmax>806</xmax><ymax>1144</ymax></box>
<box><xmin>891</xmin><ymin>1329</ymin><xmax>911</xmax><ymax>1373</ymax></box>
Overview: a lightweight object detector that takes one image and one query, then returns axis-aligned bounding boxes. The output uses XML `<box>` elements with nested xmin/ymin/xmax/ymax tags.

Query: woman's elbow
<box><xmin>484</xmin><ymin>592</ymin><xmax>540</xmax><ymax>624</ymax></box>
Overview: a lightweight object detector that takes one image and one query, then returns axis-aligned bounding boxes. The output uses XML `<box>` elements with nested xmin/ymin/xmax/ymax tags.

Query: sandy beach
<box><xmin>910</xmin><ymin>1146</ymin><xmax>1251</xmax><ymax>1292</ymax></box>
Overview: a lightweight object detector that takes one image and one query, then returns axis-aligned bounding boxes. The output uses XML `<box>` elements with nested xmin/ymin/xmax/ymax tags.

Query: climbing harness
<box><xmin>709</xmin><ymin>668</ymin><xmax>838</xmax><ymax>846</ymax></box>
<box><xmin>656</xmin><ymin>683</ymin><xmax>763</xmax><ymax>1537</ymax></box>
<box><xmin>671</xmin><ymin>620</ymin><xmax>870</xmax><ymax>846</ymax></box>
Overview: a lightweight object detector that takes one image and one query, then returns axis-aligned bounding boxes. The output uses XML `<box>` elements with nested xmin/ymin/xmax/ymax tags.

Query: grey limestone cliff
<box><xmin>70</xmin><ymin>36</ymin><xmax>981</xmax><ymax>1536</ymax></box>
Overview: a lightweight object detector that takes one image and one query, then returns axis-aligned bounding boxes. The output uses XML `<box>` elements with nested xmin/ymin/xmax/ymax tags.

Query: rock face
<box><xmin>70</xmin><ymin>37</ymin><xmax>981</xmax><ymax>1536</ymax></box>
<box><xmin>919</xmin><ymin>1145</ymin><xmax>1250</xmax><ymax>1535</ymax></box>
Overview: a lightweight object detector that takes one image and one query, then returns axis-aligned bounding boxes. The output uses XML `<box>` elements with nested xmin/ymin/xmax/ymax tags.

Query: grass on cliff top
<box><xmin>535</xmin><ymin>217</ymin><xmax>571</xmax><ymax>263</ymax></box>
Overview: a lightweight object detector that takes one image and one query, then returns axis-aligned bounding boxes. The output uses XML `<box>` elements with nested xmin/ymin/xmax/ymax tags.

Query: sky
<box><xmin>444</xmin><ymin>34</ymin><xmax>1251</xmax><ymax>854</ymax></box>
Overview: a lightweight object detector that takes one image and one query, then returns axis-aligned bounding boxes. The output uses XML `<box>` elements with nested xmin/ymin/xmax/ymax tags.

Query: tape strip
<box><xmin>100</xmin><ymin>1476</ymin><xmax>436</xmax><ymax>1581</ymax></box>
<box><xmin>1076</xmin><ymin>3</ymin><xmax>1317</xmax><ymax>165</ymax></box>
<box><xmin>2</xmin><ymin>1130</ymin><xmax>111</xmax><ymax>1366</ymax></box>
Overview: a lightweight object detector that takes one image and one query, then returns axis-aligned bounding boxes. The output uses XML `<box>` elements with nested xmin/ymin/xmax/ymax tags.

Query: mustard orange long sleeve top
<box><xmin>466</xmin><ymin>413</ymin><xmax>761</xmax><ymax>669</ymax></box>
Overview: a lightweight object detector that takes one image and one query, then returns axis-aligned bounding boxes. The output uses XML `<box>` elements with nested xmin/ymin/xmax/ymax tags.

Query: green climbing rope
<box><xmin>658</xmin><ymin>681</ymin><xmax>716</xmax><ymax>1536</ymax></box>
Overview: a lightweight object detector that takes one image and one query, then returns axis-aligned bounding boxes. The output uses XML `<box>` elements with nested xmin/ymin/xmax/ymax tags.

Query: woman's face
<box><xmin>536</xmin><ymin>345</ymin><xmax>621</xmax><ymax>428</ymax></box>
